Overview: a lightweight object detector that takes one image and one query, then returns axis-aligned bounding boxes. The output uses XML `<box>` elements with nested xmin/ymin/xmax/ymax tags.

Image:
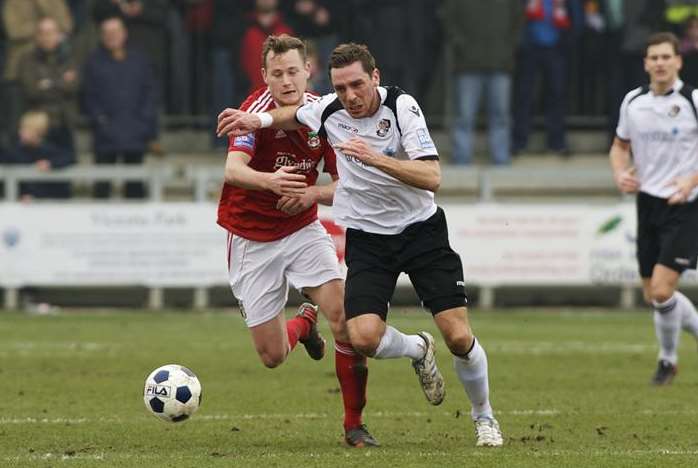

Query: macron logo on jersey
<box><xmin>234</xmin><ymin>134</ymin><xmax>255</xmax><ymax>150</ymax></box>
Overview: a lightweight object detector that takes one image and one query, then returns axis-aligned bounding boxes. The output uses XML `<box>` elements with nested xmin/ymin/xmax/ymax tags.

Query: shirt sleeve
<box><xmin>296</xmin><ymin>93</ymin><xmax>338</xmax><ymax>133</ymax></box>
<box><xmin>615</xmin><ymin>90</ymin><xmax>636</xmax><ymax>142</ymax></box>
<box><xmin>228</xmin><ymin>131</ymin><xmax>258</xmax><ymax>158</ymax></box>
<box><xmin>396</xmin><ymin>94</ymin><xmax>438</xmax><ymax>160</ymax></box>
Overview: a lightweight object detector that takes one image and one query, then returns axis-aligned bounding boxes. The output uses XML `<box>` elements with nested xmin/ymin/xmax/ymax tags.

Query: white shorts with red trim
<box><xmin>227</xmin><ymin>220</ymin><xmax>343</xmax><ymax>328</ymax></box>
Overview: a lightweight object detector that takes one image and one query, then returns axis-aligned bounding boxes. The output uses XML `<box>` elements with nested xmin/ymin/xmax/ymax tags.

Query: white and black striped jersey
<box><xmin>296</xmin><ymin>86</ymin><xmax>439</xmax><ymax>234</ymax></box>
<box><xmin>617</xmin><ymin>78</ymin><xmax>698</xmax><ymax>201</ymax></box>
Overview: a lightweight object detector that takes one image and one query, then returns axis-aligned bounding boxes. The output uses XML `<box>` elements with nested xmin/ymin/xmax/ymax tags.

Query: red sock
<box><xmin>286</xmin><ymin>316</ymin><xmax>311</xmax><ymax>351</ymax></box>
<box><xmin>335</xmin><ymin>341</ymin><xmax>367</xmax><ymax>431</ymax></box>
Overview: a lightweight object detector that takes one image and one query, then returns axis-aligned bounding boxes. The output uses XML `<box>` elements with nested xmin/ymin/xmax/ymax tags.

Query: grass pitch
<box><xmin>2</xmin><ymin>308</ymin><xmax>698</xmax><ymax>467</ymax></box>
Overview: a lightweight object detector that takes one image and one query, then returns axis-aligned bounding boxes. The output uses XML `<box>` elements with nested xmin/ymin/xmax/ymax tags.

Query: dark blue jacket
<box><xmin>82</xmin><ymin>45</ymin><xmax>158</xmax><ymax>153</ymax></box>
<box><xmin>3</xmin><ymin>141</ymin><xmax>75</xmax><ymax>198</ymax></box>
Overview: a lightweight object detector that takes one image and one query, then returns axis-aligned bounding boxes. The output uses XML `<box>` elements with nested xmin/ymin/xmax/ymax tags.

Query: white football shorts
<box><xmin>227</xmin><ymin>220</ymin><xmax>343</xmax><ymax>327</ymax></box>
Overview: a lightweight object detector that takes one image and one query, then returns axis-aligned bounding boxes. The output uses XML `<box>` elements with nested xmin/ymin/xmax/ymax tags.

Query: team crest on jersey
<box><xmin>376</xmin><ymin>119</ymin><xmax>391</xmax><ymax>137</ymax></box>
<box><xmin>307</xmin><ymin>131</ymin><xmax>321</xmax><ymax>149</ymax></box>
<box><xmin>668</xmin><ymin>105</ymin><xmax>681</xmax><ymax>117</ymax></box>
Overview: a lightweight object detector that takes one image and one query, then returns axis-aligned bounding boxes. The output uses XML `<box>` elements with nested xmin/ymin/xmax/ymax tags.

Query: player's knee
<box><xmin>650</xmin><ymin>283</ymin><xmax>674</xmax><ymax>304</ymax></box>
<box><xmin>349</xmin><ymin>329</ymin><xmax>381</xmax><ymax>357</ymax></box>
<box><xmin>258</xmin><ymin>350</ymin><xmax>286</xmax><ymax>368</ymax></box>
<box><xmin>442</xmin><ymin>328</ymin><xmax>473</xmax><ymax>356</ymax></box>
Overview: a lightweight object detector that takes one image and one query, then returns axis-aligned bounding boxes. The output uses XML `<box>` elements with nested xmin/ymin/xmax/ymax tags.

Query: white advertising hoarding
<box><xmin>0</xmin><ymin>203</ymin><xmax>227</xmax><ymax>287</ymax></box>
<box><xmin>1</xmin><ymin>202</ymin><xmax>693</xmax><ymax>287</ymax></box>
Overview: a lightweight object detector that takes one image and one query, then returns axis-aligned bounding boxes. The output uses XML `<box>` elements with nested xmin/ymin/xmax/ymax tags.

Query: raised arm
<box><xmin>217</xmin><ymin>105</ymin><xmax>303</xmax><ymax>137</ymax></box>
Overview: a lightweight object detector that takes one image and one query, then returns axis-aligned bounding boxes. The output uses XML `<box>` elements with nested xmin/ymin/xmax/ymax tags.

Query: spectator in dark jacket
<box><xmin>512</xmin><ymin>0</ymin><xmax>583</xmax><ymax>157</ymax></box>
<box><xmin>92</xmin><ymin>0</ymin><xmax>169</xmax><ymax>86</ymax></box>
<box><xmin>83</xmin><ymin>15</ymin><xmax>157</xmax><ymax>199</ymax></box>
<box><xmin>17</xmin><ymin>16</ymin><xmax>79</xmax><ymax>152</ymax></box>
<box><xmin>5</xmin><ymin>111</ymin><xmax>74</xmax><ymax>200</ymax></box>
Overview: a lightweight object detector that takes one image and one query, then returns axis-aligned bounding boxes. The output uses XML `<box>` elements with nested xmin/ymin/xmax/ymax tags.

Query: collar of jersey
<box><xmin>651</xmin><ymin>78</ymin><xmax>683</xmax><ymax>96</ymax></box>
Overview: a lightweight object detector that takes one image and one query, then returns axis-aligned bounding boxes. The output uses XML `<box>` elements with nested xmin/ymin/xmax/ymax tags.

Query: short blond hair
<box><xmin>19</xmin><ymin>111</ymin><xmax>50</xmax><ymax>137</ymax></box>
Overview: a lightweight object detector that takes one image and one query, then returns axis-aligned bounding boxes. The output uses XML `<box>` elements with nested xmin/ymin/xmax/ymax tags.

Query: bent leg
<box><xmin>650</xmin><ymin>265</ymin><xmax>682</xmax><ymax>366</ymax></box>
<box><xmin>347</xmin><ymin>313</ymin><xmax>425</xmax><ymax>360</ymax></box>
<box><xmin>248</xmin><ymin>312</ymin><xmax>290</xmax><ymax>368</ymax></box>
<box><xmin>434</xmin><ymin>307</ymin><xmax>493</xmax><ymax>420</ymax></box>
<box><xmin>305</xmin><ymin>279</ymin><xmax>349</xmax><ymax>342</ymax></box>
<box><xmin>305</xmin><ymin>280</ymin><xmax>369</xmax><ymax>432</ymax></box>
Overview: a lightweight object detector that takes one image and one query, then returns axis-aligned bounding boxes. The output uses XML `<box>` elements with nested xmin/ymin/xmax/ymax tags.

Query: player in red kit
<box><xmin>216</xmin><ymin>35</ymin><xmax>377</xmax><ymax>447</ymax></box>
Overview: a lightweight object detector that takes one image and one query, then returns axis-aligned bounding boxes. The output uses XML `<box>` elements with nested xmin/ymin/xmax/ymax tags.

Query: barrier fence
<box><xmin>3</xmin><ymin>165</ymin><xmax>649</xmax><ymax>310</ymax></box>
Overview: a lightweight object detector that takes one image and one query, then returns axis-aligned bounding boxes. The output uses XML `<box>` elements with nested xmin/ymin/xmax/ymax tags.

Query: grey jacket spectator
<box><xmin>2</xmin><ymin>0</ymin><xmax>73</xmax><ymax>80</ymax></box>
<box><xmin>442</xmin><ymin>0</ymin><xmax>523</xmax><ymax>73</ymax></box>
<box><xmin>82</xmin><ymin>44</ymin><xmax>157</xmax><ymax>153</ymax></box>
<box><xmin>17</xmin><ymin>18</ymin><xmax>79</xmax><ymax>134</ymax></box>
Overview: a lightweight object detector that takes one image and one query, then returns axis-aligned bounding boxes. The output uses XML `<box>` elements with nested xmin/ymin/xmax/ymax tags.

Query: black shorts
<box><xmin>344</xmin><ymin>207</ymin><xmax>467</xmax><ymax>320</ymax></box>
<box><xmin>636</xmin><ymin>191</ymin><xmax>698</xmax><ymax>278</ymax></box>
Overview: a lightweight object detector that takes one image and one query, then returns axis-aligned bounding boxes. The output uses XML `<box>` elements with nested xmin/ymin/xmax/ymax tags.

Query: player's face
<box><xmin>645</xmin><ymin>42</ymin><xmax>682</xmax><ymax>86</ymax></box>
<box><xmin>330</xmin><ymin>61</ymin><xmax>380</xmax><ymax>119</ymax></box>
<box><xmin>262</xmin><ymin>49</ymin><xmax>310</xmax><ymax>107</ymax></box>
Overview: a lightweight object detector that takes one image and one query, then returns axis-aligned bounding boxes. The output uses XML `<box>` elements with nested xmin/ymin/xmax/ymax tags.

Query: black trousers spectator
<box><xmin>513</xmin><ymin>44</ymin><xmax>568</xmax><ymax>153</ymax></box>
<box><xmin>94</xmin><ymin>151</ymin><xmax>146</xmax><ymax>199</ymax></box>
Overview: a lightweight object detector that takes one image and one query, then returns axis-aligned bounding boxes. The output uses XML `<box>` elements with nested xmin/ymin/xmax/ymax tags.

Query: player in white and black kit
<box><xmin>218</xmin><ymin>43</ymin><xmax>503</xmax><ymax>447</ymax></box>
<box><xmin>611</xmin><ymin>32</ymin><xmax>698</xmax><ymax>385</ymax></box>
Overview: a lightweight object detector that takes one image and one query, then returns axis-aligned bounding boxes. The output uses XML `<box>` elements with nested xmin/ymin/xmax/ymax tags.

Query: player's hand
<box><xmin>276</xmin><ymin>187</ymin><xmax>316</xmax><ymax>215</ymax></box>
<box><xmin>265</xmin><ymin>166</ymin><xmax>307</xmax><ymax>197</ymax></box>
<box><xmin>216</xmin><ymin>108</ymin><xmax>261</xmax><ymax>138</ymax></box>
<box><xmin>334</xmin><ymin>138</ymin><xmax>381</xmax><ymax>166</ymax></box>
<box><xmin>665</xmin><ymin>175</ymin><xmax>695</xmax><ymax>205</ymax></box>
<box><xmin>35</xmin><ymin>159</ymin><xmax>51</xmax><ymax>172</ymax></box>
<box><xmin>613</xmin><ymin>167</ymin><xmax>639</xmax><ymax>193</ymax></box>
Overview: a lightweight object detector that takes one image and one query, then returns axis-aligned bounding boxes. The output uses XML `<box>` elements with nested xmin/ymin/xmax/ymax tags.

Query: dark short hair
<box><xmin>646</xmin><ymin>32</ymin><xmax>680</xmax><ymax>55</ymax></box>
<box><xmin>261</xmin><ymin>34</ymin><xmax>307</xmax><ymax>69</ymax></box>
<box><xmin>328</xmin><ymin>43</ymin><xmax>376</xmax><ymax>75</ymax></box>
<box><xmin>99</xmin><ymin>14</ymin><xmax>126</xmax><ymax>29</ymax></box>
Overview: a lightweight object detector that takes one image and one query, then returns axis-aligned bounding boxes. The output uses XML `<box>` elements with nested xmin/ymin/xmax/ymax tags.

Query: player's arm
<box><xmin>224</xmin><ymin>151</ymin><xmax>307</xmax><ymax>196</ymax></box>
<box><xmin>276</xmin><ymin>176</ymin><xmax>338</xmax><ymax>215</ymax></box>
<box><xmin>335</xmin><ymin>138</ymin><xmax>441</xmax><ymax>192</ymax></box>
<box><xmin>217</xmin><ymin>105</ymin><xmax>303</xmax><ymax>137</ymax></box>
<box><xmin>665</xmin><ymin>170</ymin><xmax>698</xmax><ymax>205</ymax></box>
<box><xmin>609</xmin><ymin>137</ymin><xmax>639</xmax><ymax>193</ymax></box>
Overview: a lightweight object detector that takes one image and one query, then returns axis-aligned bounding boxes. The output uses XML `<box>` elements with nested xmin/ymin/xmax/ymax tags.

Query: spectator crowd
<box><xmin>1</xmin><ymin>0</ymin><xmax>698</xmax><ymax>200</ymax></box>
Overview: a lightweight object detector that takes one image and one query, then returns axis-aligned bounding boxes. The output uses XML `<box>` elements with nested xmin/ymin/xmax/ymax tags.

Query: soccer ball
<box><xmin>143</xmin><ymin>364</ymin><xmax>202</xmax><ymax>422</ymax></box>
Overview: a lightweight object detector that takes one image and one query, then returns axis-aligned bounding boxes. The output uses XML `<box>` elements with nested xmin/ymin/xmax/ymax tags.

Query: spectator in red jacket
<box><xmin>240</xmin><ymin>0</ymin><xmax>294</xmax><ymax>93</ymax></box>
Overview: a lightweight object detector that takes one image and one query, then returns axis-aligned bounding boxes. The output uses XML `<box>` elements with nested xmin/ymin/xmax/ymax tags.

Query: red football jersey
<box><xmin>217</xmin><ymin>88</ymin><xmax>338</xmax><ymax>242</ymax></box>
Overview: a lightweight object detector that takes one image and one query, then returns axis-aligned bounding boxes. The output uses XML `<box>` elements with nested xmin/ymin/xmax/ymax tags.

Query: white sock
<box><xmin>453</xmin><ymin>338</ymin><xmax>493</xmax><ymax>420</ymax></box>
<box><xmin>652</xmin><ymin>295</ymin><xmax>680</xmax><ymax>365</ymax></box>
<box><xmin>674</xmin><ymin>291</ymin><xmax>698</xmax><ymax>339</ymax></box>
<box><xmin>374</xmin><ymin>325</ymin><xmax>425</xmax><ymax>360</ymax></box>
